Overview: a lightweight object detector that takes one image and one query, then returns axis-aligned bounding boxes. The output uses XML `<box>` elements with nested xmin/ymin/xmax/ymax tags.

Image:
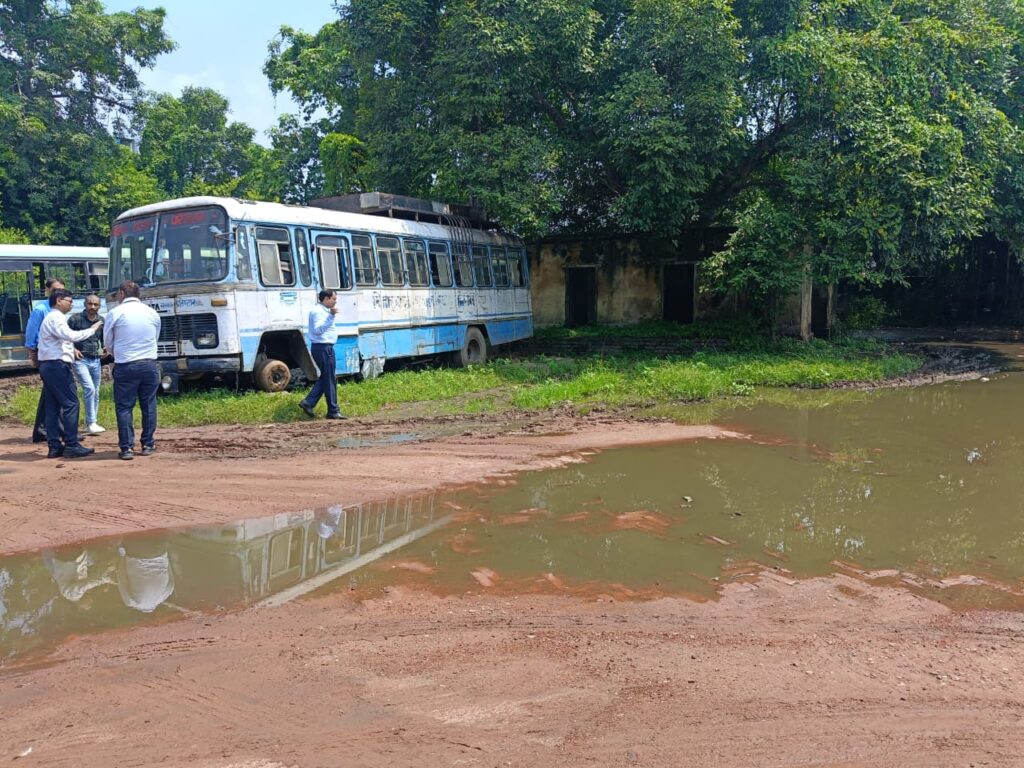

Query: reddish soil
<box><xmin>2</xmin><ymin>575</ymin><xmax>1022</xmax><ymax>767</ymax></box>
<box><xmin>2</xmin><ymin>371</ymin><xmax>1023</xmax><ymax>766</ymax></box>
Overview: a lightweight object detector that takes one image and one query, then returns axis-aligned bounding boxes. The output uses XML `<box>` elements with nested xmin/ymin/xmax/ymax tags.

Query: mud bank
<box><xmin>0</xmin><ymin>419</ymin><xmax>738</xmax><ymax>554</ymax></box>
<box><xmin>2</xmin><ymin>574</ymin><xmax>1022</xmax><ymax>767</ymax></box>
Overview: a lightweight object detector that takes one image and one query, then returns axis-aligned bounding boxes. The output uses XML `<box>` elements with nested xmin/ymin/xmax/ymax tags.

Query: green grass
<box><xmin>0</xmin><ymin>340</ymin><xmax>923</xmax><ymax>428</ymax></box>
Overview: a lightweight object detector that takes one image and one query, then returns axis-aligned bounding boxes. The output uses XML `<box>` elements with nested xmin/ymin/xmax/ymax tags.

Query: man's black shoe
<box><xmin>141</xmin><ymin>445</ymin><xmax>156</xmax><ymax>456</ymax></box>
<box><xmin>47</xmin><ymin>446</ymin><xmax>64</xmax><ymax>459</ymax></box>
<box><xmin>299</xmin><ymin>402</ymin><xmax>315</xmax><ymax>418</ymax></box>
<box><xmin>32</xmin><ymin>429</ymin><xmax>47</xmax><ymax>444</ymax></box>
<box><xmin>325</xmin><ymin>413</ymin><xmax>347</xmax><ymax>420</ymax></box>
<box><xmin>64</xmin><ymin>445</ymin><xmax>95</xmax><ymax>459</ymax></box>
<box><xmin>119</xmin><ymin>449</ymin><xmax>135</xmax><ymax>461</ymax></box>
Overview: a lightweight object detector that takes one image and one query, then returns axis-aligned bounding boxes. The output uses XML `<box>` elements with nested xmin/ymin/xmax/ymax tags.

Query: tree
<box><xmin>136</xmin><ymin>86</ymin><xmax>263</xmax><ymax>199</ymax></box>
<box><xmin>267</xmin><ymin>0</ymin><xmax>1024</xmax><ymax>304</ymax></box>
<box><xmin>0</xmin><ymin>0</ymin><xmax>172</xmax><ymax>243</ymax></box>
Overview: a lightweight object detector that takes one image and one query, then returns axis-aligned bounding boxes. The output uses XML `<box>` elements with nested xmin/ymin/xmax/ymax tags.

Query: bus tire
<box><xmin>454</xmin><ymin>327</ymin><xmax>488</xmax><ymax>367</ymax></box>
<box><xmin>253</xmin><ymin>358</ymin><xmax>291</xmax><ymax>392</ymax></box>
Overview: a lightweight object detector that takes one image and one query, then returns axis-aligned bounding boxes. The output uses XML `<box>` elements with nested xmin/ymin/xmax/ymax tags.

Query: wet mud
<box><xmin>2</xmin><ymin>343</ymin><xmax>1023</xmax><ymax>766</ymax></box>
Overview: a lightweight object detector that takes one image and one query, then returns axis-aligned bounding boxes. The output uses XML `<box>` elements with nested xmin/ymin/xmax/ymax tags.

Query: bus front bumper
<box><xmin>158</xmin><ymin>356</ymin><xmax>241</xmax><ymax>393</ymax></box>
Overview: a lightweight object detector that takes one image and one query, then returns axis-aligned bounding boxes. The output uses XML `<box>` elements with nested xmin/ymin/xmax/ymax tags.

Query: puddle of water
<box><xmin>0</xmin><ymin>496</ymin><xmax>450</xmax><ymax>664</ymax></box>
<box><xmin>6</xmin><ymin>356</ymin><xmax>1024</xmax><ymax>664</ymax></box>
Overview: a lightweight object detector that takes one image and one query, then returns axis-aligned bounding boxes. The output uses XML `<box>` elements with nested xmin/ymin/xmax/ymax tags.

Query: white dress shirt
<box><xmin>103</xmin><ymin>297</ymin><xmax>161</xmax><ymax>363</ymax></box>
<box><xmin>37</xmin><ymin>309</ymin><xmax>100</xmax><ymax>363</ymax></box>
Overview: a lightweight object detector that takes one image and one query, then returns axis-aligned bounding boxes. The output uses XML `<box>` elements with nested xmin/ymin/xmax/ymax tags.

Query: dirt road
<box><xmin>2</xmin><ymin>572</ymin><xmax>1021</xmax><ymax>767</ymax></box>
<box><xmin>2</xmin><ymin>402</ymin><xmax>1022</xmax><ymax>766</ymax></box>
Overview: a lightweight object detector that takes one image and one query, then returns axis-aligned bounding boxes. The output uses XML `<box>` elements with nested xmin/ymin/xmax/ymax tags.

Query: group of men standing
<box><xmin>25</xmin><ymin>280</ymin><xmax>162</xmax><ymax>461</ymax></box>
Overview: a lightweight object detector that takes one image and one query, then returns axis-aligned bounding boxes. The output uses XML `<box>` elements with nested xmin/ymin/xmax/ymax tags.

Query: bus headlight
<box><xmin>194</xmin><ymin>331</ymin><xmax>218</xmax><ymax>348</ymax></box>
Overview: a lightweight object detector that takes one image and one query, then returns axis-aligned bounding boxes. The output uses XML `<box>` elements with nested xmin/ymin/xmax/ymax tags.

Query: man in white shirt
<box><xmin>37</xmin><ymin>288</ymin><xmax>103</xmax><ymax>458</ymax></box>
<box><xmin>103</xmin><ymin>281</ymin><xmax>161</xmax><ymax>461</ymax></box>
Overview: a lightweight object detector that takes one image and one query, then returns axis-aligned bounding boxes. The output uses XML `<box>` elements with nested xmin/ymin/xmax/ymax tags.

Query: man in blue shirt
<box><xmin>24</xmin><ymin>277</ymin><xmax>65</xmax><ymax>443</ymax></box>
<box><xmin>298</xmin><ymin>289</ymin><xmax>345</xmax><ymax>420</ymax></box>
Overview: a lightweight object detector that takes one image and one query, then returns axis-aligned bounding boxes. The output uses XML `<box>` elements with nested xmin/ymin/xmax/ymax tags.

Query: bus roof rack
<box><xmin>308</xmin><ymin>192</ymin><xmax>493</xmax><ymax>229</ymax></box>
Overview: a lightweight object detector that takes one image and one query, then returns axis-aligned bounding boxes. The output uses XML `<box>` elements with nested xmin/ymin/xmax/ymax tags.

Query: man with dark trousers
<box><xmin>298</xmin><ymin>289</ymin><xmax>346</xmax><ymax>420</ymax></box>
<box><xmin>24</xmin><ymin>277</ymin><xmax>65</xmax><ymax>443</ymax></box>
<box><xmin>103</xmin><ymin>281</ymin><xmax>161</xmax><ymax>460</ymax></box>
<box><xmin>36</xmin><ymin>289</ymin><xmax>102</xmax><ymax>458</ymax></box>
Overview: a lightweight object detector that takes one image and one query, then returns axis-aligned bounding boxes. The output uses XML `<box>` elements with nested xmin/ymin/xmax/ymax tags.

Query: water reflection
<box><xmin>0</xmin><ymin>494</ymin><xmax>443</xmax><ymax>663</ymax></box>
<box><xmin>7</xmin><ymin>363</ymin><xmax>1024</xmax><ymax>664</ymax></box>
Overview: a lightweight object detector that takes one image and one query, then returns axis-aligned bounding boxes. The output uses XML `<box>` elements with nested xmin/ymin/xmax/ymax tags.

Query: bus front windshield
<box><xmin>110</xmin><ymin>206</ymin><xmax>229</xmax><ymax>288</ymax></box>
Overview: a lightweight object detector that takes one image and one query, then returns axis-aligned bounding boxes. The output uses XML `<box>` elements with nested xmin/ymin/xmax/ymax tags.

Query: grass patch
<box><xmin>0</xmin><ymin>340</ymin><xmax>923</xmax><ymax>428</ymax></box>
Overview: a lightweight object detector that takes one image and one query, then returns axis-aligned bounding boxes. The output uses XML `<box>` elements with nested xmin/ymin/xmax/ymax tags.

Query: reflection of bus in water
<box><xmin>169</xmin><ymin>494</ymin><xmax>443</xmax><ymax>608</ymax></box>
<box><xmin>108</xmin><ymin>193</ymin><xmax>532</xmax><ymax>393</ymax></box>
<box><xmin>0</xmin><ymin>245</ymin><xmax>108</xmax><ymax>370</ymax></box>
<box><xmin>0</xmin><ymin>494</ymin><xmax>447</xmax><ymax>662</ymax></box>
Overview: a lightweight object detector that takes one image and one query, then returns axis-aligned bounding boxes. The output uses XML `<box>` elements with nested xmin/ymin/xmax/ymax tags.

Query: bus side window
<box><xmin>471</xmin><ymin>245</ymin><xmax>492</xmax><ymax>287</ymax></box>
<box><xmin>509</xmin><ymin>248</ymin><xmax>527</xmax><ymax>286</ymax></box>
<box><xmin>403</xmin><ymin>240</ymin><xmax>429</xmax><ymax>287</ymax></box>
<box><xmin>316</xmin><ymin>235</ymin><xmax>352</xmax><ymax>290</ymax></box>
<box><xmin>428</xmin><ymin>241</ymin><xmax>453</xmax><ymax>287</ymax></box>
<box><xmin>452</xmin><ymin>244</ymin><xmax>474</xmax><ymax>287</ymax></box>
<box><xmin>255</xmin><ymin>226</ymin><xmax>294</xmax><ymax>287</ymax></box>
<box><xmin>295</xmin><ymin>229</ymin><xmax>313</xmax><ymax>286</ymax></box>
<box><xmin>376</xmin><ymin>236</ymin><xmax>403</xmax><ymax>286</ymax></box>
<box><xmin>234</xmin><ymin>226</ymin><xmax>253</xmax><ymax>281</ymax></box>
<box><xmin>491</xmin><ymin>247</ymin><xmax>510</xmax><ymax>287</ymax></box>
<box><xmin>352</xmin><ymin>235</ymin><xmax>377</xmax><ymax>286</ymax></box>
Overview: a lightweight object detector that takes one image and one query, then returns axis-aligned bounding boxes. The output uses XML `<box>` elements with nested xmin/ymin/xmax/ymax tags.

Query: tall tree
<box><xmin>267</xmin><ymin>0</ymin><xmax>1024</xmax><ymax>299</ymax></box>
<box><xmin>0</xmin><ymin>0</ymin><xmax>172</xmax><ymax>243</ymax></box>
<box><xmin>136</xmin><ymin>86</ymin><xmax>265</xmax><ymax>198</ymax></box>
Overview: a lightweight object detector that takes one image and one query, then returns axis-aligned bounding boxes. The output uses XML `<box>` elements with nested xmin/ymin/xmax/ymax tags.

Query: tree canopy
<box><xmin>0</xmin><ymin>0</ymin><xmax>173</xmax><ymax>243</ymax></box>
<box><xmin>266</xmin><ymin>0</ymin><xmax>1024</xmax><ymax>291</ymax></box>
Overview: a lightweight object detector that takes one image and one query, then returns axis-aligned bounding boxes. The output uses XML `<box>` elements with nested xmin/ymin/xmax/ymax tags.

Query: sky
<box><xmin>103</xmin><ymin>1</ymin><xmax>339</xmax><ymax>145</ymax></box>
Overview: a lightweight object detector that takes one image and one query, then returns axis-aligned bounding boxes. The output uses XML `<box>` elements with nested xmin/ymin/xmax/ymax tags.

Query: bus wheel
<box><xmin>454</xmin><ymin>327</ymin><xmax>488</xmax><ymax>367</ymax></box>
<box><xmin>253</xmin><ymin>358</ymin><xmax>291</xmax><ymax>392</ymax></box>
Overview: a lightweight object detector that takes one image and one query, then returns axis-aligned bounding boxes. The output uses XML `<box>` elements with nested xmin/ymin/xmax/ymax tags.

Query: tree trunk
<box><xmin>800</xmin><ymin>264</ymin><xmax>813</xmax><ymax>341</ymax></box>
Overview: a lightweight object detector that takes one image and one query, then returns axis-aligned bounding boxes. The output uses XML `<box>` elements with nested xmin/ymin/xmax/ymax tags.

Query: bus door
<box><xmin>254</xmin><ymin>226</ymin><xmax>304</xmax><ymax>328</ymax></box>
<box><xmin>350</xmin><ymin>233</ymin><xmax>385</xmax><ymax>362</ymax></box>
<box><xmin>311</xmin><ymin>230</ymin><xmax>360</xmax><ymax>375</ymax></box>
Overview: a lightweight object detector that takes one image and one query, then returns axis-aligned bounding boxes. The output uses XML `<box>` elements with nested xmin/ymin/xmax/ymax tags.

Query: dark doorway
<box><xmin>565</xmin><ymin>267</ymin><xmax>597</xmax><ymax>327</ymax></box>
<box><xmin>811</xmin><ymin>283</ymin><xmax>830</xmax><ymax>339</ymax></box>
<box><xmin>663</xmin><ymin>263</ymin><xmax>695</xmax><ymax>324</ymax></box>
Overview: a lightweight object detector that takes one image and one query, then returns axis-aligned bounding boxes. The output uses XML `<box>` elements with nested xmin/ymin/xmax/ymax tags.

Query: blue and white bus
<box><xmin>108</xmin><ymin>195</ymin><xmax>533</xmax><ymax>392</ymax></box>
<box><xmin>0</xmin><ymin>244</ymin><xmax>109</xmax><ymax>371</ymax></box>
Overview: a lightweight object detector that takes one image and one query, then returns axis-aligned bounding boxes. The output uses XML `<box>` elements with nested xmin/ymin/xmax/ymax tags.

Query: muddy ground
<box><xmin>2</xmin><ymin>346</ymin><xmax>1022</xmax><ymax>767</ymax></box>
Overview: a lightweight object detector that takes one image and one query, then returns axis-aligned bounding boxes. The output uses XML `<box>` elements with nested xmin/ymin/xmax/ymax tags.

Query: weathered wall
<box><xmin>529</xmin><ymin>236</ymin><xmax>700</xmax><ymax>327</ymax></box>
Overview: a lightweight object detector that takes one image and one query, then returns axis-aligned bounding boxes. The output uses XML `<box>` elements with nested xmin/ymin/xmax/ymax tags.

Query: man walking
<box><xmin>24</xmin><ymin>277</ymin><xmax>65</xmax><ymax>443</ymax></box>
<box><xmin>68</xmin><ymin>293</ymin><xmax>106</xmax><ymax>435</ymax></box>
<box><xmin>36</xmin><ymin>289</ymin><xmax>102</xmax><ymax>459</ymax></box>
<box><xmin>103</xmin><ymin>281</ymin><xmax>161</xmax><ymax>461</ymax></box>
<box><xmin>298</xmin><ymin>289</ymin><xmax>345</xmax><ymax>420</ymax></box>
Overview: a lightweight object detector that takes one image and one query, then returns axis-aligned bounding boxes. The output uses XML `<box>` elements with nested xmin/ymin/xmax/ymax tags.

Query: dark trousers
<box><xmin>113</xmin><ymin>360</ymin><xmax>160</xmax><ymax>451</ymax></box>
<box><xmin>38</xmin><ymin>360</ymin><xmax>81</xmax><ymax>451</ymax></box>
<box><xmin>33</xmin><ymin>370</ymin><xmax>51</xmax><ymax>439</ymax></box>
<box><xmin>301</xmin><ymin>343</ymin><xmax>340</xmax><ymax>416</ymax></box>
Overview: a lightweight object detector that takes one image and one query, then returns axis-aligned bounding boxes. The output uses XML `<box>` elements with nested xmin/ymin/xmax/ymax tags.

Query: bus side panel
<box><xmin>381</xmin><ymin>323</ymin><xmax>461</xmax><ymax>358</ymax></box>
<box><xmin>358</xmin><ymin>330</ymin><xmax>386</xmax><ymax>361</ymax></box>
<box><xmin>333</xmin><ymin>336</ymin><xmax>361</xmax><ymax>375</ymax></box>
<box><xmin>484</xmin><ymin>318</ymin><xmax>531</xmax><ymax>346</ymax></box>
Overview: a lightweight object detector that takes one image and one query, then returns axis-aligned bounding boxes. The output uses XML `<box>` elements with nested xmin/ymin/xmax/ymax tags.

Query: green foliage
<box><xmin>319</xmin><ymin>132</ymin><xmax>368</xmax><ymax>195</ymax></box>
<box><xmin>839</xmin><ymin>296</ymin><xmax>894</xmax><ymax>330</ymax></box>
<box><xmin>1</xmin><ymin>342</ymin><xmax>922</xmax><ymax>427</ymax></box>
<box><xmin>265</xmin><ymin>0</ymin><xmax>1024</xmax><ymax>311</ymax></box>
<box><xmin>0</xmin><ymin>1</ymin><xmax>173</xmax><ymax>243</ymax></box>
<box><xmin>136</xmin><ymin>87</ymin><xmax>263</xmax><ymax>199</ymax></box>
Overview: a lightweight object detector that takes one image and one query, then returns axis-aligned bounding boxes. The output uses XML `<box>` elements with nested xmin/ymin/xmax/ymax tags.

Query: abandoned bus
<box><xmin>107</xmin><ymin>194</ymin><xmax>532</xmax><ymax>392</ymax></box>
<box><xmin>0</xmin><ymin>244</ymin><xmax>109</xmax><ymax>370</ymax></box>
